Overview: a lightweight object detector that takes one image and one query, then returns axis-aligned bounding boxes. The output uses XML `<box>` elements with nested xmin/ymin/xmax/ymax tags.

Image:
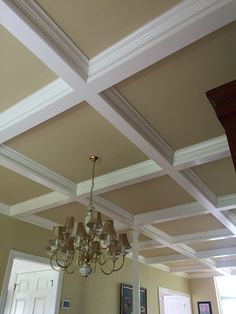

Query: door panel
<box><xmin>9</xmin><ymin>270</ymin><xmax>55</xmax><ymax>314</ymax></box>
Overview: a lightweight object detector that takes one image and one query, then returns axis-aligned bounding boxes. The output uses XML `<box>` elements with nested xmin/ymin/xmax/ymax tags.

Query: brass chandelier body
<box><xmin>46</xmin><ymin>156</ymin><xmax>131</xmax><ymax>278</ymax></box>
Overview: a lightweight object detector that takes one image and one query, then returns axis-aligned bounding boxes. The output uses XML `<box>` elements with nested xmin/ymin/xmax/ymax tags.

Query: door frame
<box><xmin>0</xmin><ymin>250</ymin><xmax>63</xmax><ymax>314</ymax></box>
<box><xmin>158</xmin><ymin>287</ymin><xmax>192</xmax><ymax>314</ymax></box>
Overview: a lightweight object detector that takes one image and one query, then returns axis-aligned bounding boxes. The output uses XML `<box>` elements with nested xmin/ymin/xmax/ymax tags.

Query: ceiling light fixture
<box><xmin>46</xmin><ymin>156</ymin><xmax>131</xmax><ymax>278</ymax></box>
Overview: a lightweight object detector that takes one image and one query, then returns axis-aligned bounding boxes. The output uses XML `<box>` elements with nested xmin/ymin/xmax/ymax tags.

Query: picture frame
<box><xmin>120</xmin><ymin>283</ymin><xmax>147</xmax><ymax>314</ymax></box>
<box><xmin>197</xmin><ymin>301</ymin><xmax>212</xmax><ymax>314</ymax></box>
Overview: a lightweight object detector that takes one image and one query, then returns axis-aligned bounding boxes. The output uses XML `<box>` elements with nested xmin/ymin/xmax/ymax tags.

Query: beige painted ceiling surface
<box><xmin>101</xmin><ymin>175</ymin><xmax>194</xmax><ymax>214</ymax></box>
<box><xmin>192</xmin><ymin>158</ymin><xmax>236</xmax><ymax>196</ymax></box>
<box><xmin>6</xmin><ymin>102</ymin><xmax>147</xmax><ymax>182</ymax></box>
<box><xmin>154</xmin><ymin>214</ymin><xmax>224</xmax><ymax>236</ymax></box>
<box><xmin>139</xmin><ymin>247</ymin><xmax>178</xmax><ymax>258</ymax></box>
<box><xmin>116</xmin><ymin>22</ymin><xmax>236</xmax><ymax>150</ymax></box>
<box><xmin>190</xmin><ymin>237</ymin><xmax>236</xmax><ymax>251</ymax></box>
<box><xmin>36</xmin><ymin>0</ymin><xmax>180</xmax><ymax>58</ymax></box>
<box><xmin>0</xmin><ymin>166</ymin><xmax>51</xmax><ymax>205</ymax></box>
<box><xmin>0</xmin><ymin>26</ymin><xmax>57</xmax><ymax>112</ymax></box>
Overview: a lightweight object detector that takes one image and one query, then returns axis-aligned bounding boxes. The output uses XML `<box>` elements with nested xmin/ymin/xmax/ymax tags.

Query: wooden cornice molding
<box><xmin>206</xmin><ymin>80</ymin><xmax>236</xmax><ymax>170</ymax></box>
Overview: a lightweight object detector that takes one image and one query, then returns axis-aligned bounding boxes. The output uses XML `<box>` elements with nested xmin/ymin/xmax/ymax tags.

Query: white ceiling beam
<box><xmin>76</xmin><ymin>160</ymin><xmax>164</xmax><ymax>197</ymax></box>
<box><xmin>88</xmin><ymin>0</ymin><xmax>236</xmax><ymax>91</ymax></box>
<box><xmin>0</xmin><ymin>79</ymin><xmax>81</xmax><ymax>144</ymax></box>
<box><xmin>10</xmin><ymin>192</ymin><xmax>71</xmax><ymax>217</ymax></box>
<box><xmin>170</xmin><ymin>265</ymin><xmax>209</xmax><ymax>273</ymax></box>
<box><xmin>217</xmin><ymin>194</ymin><xmax>236</xmax><ymax>211</ymax></box>
<box><xmin>134</xmin><ymin>202</ymin><xmax>208</xmax><ymax>226</ymax></box>
<box><xmin>78</xmin><ymin>196</ymin><xmax>134</xmax><ymax>227</ymax></box>
<box><xmin>174</xmin><ymin>135</ymin><xmax>230</xmax><ymax>169</ymax></box>
<box><xmin>197</xmin><ymin>246</ymin><xmax>236</xmax><ymax>259</ymax></box>
<box><xmin>18</xmin><ymin>214</ymin><xmax>57</xmax><ymax>230</ymax></box>
<box><xmin>0</xmin><ymin>145</ymin><xmax>77</xmax><ymax>196</ymax></box>
<box><xmin>0</xmin><ymin>202</ymin><xmax>11</xmax><ymax>216</ymax></box>
<box><xmin>172</xmin><ymin>228</ymin><xmax>233</xmax><ymax>245</ymax></box>
<box><xmin>146</xmin><ymin>254</ymin><xmax>189</xmax><ymax>264</ymax></box>
<box><xmin>140</xmin><ymin>225</ymin><xmax>228</xmax><ymax>275</ymax></box>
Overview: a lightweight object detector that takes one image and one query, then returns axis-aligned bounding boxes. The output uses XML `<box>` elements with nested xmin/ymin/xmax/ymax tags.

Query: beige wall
<box><xmin>82</xmin><ymin>259</ymin><xmax>190</xmax><ymax>314</ymax></box>
<box><xmin>0</xmin><ymin>213</ymin><xmax>190</xmax><ymax>314</ymax></box>
<box><xmin>190</xmin><ymin>278</ymin><xmax>219</xmax><ymax>314</ymax></box>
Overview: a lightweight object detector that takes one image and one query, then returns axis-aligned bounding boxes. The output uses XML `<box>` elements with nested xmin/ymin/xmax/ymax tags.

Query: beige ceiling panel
<box><xmin>0</xmin><ymin>166</ymin><xmax>51</xmax><ymax>205</ymax></box>
<box><xmin>116</xmin><ymin>22</ymin><xmax>236</xmax><ymax>150</ymax></box>
<box><xmin>6</xmin><ymin>102</ymin><xmax>147</xmax><ymax>182</ymax></box>
<box><xmin>192</xmin><ymin>158</ymin><xmax>236</xmax><ymax>196</ymax></box>
<box><xmin>138</xmin><ymin>234</ymin><xmax>152</xmax><ymax>242</ymax></box>
<box><xmin>0</xmin><ymin>26</ymin><xmax>57</xmax><ymax>112</ymax></box>
<box><xmin>37</xmin><ymin>202</ymin><xmax>87</xmax><ymax>225</ymax></box>
<box><xmin>190</xmin><ymin>237</ymin><xmax>236</xmax><ymax>251</ymax></box>
<box><xmin>139</xmin><ymin>247</ymin><xmax>177</xmax><ymax>258</ymax></box>
<box><xmin>101</xmin><ymin>175</ymin><xmax>194</xmax><ymax>214</ymax></box>
<box><xmin>154</xmin><ymin>214</ymin><xmax>224</xmax><ymax>236</ymax></box>
<box><xmin>36</xmin><ymin>0</ymin><xmax>180</xmax><ymax>58</ymax></box>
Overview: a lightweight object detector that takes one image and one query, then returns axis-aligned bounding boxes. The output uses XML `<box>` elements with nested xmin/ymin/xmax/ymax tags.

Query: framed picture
<box><xmin>197</xmin><ymin>301</ymin><xmax>212</xmax><ymax>314</ymax></box>
<box><xmin>120</xmin><ymin>283</ymin><xmax>147</xmax><ymax>314</ymax></box>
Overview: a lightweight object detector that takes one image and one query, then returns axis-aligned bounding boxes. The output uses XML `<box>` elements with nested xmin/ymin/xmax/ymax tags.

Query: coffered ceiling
<box><xmin>0</xmin><ymin>0</ymin><xmax>236</xmax><ymax>279</ymax></box>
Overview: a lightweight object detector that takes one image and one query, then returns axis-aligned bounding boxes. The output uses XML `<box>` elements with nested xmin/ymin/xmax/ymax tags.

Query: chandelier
<box><xmin>46</xmin><ymin>156</ymin><xmax>131</xmax><ymax>278</ymax></box>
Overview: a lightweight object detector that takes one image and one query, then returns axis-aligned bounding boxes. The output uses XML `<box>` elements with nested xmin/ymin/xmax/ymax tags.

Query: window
<box><xmin>215</xmin><ymin>276</ymin><xmax>236</xmax><ymax>314</ymax></box>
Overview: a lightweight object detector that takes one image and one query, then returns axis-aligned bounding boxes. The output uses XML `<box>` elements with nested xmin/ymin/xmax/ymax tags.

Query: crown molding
<box><xmin>0</xmin><ymin>0</ymin><xmax>89</xmax><ymax>81</ymax></box>
<box><xmin>88</xmin><ymin>0</ymin><xmax>236</xmax><ymax>90</ymax></box>
<box><xmin>0</xmin><ymin>144</ymin><xmax>77</xmax><ymax>196</ymax></box>
<box><xmin>100</xmin><ymin>88</ymin><xmax>174</xmax><ymax>164</ymax></box>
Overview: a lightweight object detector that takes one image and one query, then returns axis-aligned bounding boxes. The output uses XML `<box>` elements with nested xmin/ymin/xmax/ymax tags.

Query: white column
<box><xmin>132</xmin><ymin>227</ymin><xmax>140</xmax><ymax>314</ymax></box>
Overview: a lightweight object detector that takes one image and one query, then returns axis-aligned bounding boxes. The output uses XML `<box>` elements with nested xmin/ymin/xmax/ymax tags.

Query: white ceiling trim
<box><xmin>10</xmin><ymin>192</ymin><xmax>71</xmax><ymax>217</ymax></box>
<box><xmin>0</xmin><ymin>202</ymin><xmax>11</xmax><ymax>216</ymax></box>
<box><xmin>217</xmin><ymin>194</ymin><xmax>236</xmax><ymax>210</ymax></box>
<box><xmin>140</xmin><ymin>224</ymin><xmax>228</xmax><ymax>275</ymax></box>
<box><xmin>134</xmin><ymin>202</ymin><xmax>207</xmax><ymax>226</ymax></box>
<box><xmin>19</xmin><ymin>214</ymin><xmax>57</xmax><ymax>230</ymax></box>
<box><xmin>172</xmin><ymin>228</ymin><xmax>233</xmax><ymax>245</ymax></box>
<box><xmin>146</xmin><ymin>254</ymin><xmax>189</xmax><ymax>264</ymax></box>
<box><xmin>170</xmin><ymin>265</ymin><xmax>210</xmax><ymax>273</ymax></box>
<box><xmin>0</xmin><ymin>145</ymin><xmax>77</xmax><ymax>196</ymax></box>
<box><xmin>197</xmin><ymin>246</ymin><xmax>236</xmax><ymax>259</ymax></box>
<box><xmin>174</xmin><ymin>135</ymin><xmax>229</xmax><ymax>169</ymax></box>
<box><xmin>0</xmin><ymin>86</ymin><xmax>82</xmax><ymax>145</ymax></box>
<box><xmin>88</xmin><ymin>0</ymin><xmax>236</xmax><ymax>91</ymax></box>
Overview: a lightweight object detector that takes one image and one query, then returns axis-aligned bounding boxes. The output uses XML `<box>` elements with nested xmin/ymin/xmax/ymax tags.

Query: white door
<box><xmin>9</xmin><ymin>270</ymin><xmax>55</xmax><ymax>314</ymax></box>
<box><xmin>164</xmin><ymin>296</ymin><xmax>189</xmax><ymax>314</ymax></box>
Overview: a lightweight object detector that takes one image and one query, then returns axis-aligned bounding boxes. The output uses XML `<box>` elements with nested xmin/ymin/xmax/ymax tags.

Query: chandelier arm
<box><xmin>113</xmin><ymin>255</ymin><xmax>126</xmax><ymax>272</ymax></box>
